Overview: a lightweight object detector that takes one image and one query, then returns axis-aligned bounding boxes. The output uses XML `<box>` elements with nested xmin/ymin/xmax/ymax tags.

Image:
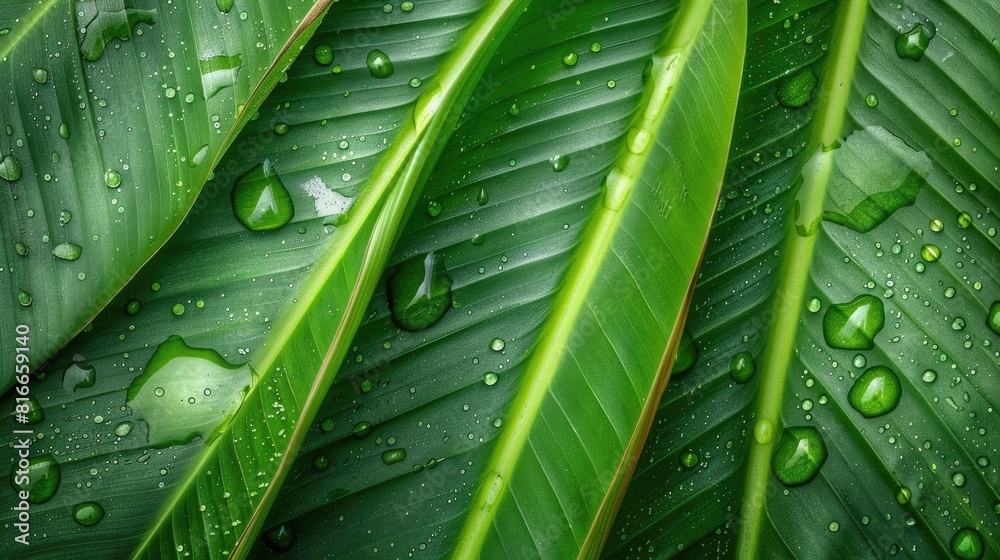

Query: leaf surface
<box><xmin>0</xmin><ymin>0</ymin><xmax>329</xmax><ymax>391</ymax></box>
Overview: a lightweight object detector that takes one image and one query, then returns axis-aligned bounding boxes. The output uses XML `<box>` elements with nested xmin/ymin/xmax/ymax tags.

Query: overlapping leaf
<box><xmin>0</xmin><ymin>0</ymin><xmax>329</xmax><ymax>391</ymax></box>
<box><xmin>605</xmin><ymin>0</ymin><xmax>1000</xmax><ymax>558</ymax></box>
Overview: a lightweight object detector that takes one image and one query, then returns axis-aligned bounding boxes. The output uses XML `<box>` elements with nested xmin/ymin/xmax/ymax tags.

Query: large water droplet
<box><xmin>10</xmin><ymin>454</ymin><xmax>60</xmax><ymax>503</ymax></box>
<box><xmin>52</xmin><ymin>243</ymin><xmax>82</xmax><ymax>261</ymax></box>
<box><xmin>231</xmin><ymin>160</ymin><xmax>295</xmax><ymax>231</ymax></box>
<box><xmin>200</xmin><ymin>53</ymin><xmax>243</xmax><ymax>99</ymax></box>
<box><xmin>775</xmin><ymin>67</ymin><xmax>817</xmax><ymax>108</ymax></box>
<box><xmin>729</xmin><ymin>351</ymin><xmax>756</xmax><ymax>383</ymax></box>
<box><xmin>353</xmin><ymin>421</ymin><xmax>372</xmax><ymax>438</ymax></box>
<box><xmin>366</xmin><ymin>49</ymin><xmax>394</xmax><ymax>79</ymax></box>
<box><xmin>126</xmin><ymin>335</ymin><xmax>252</xmax><ymax>447</ymax></box>
<box><xmin>0</xmin><ymin>154</ymin><xmax>22</xmax><ymax>182</ymax></box>
<box><xmin>823</xmin><ymin>295</ymin><xmax>884</xmax><ymax>350</ymax></box>
<box><xmin>63</xmin><ymin>363</ymin><xmax>97</xmax><ymax>392</ymax></box>
<box><xmin>895</xmin><ymin>23</ymin><xmax>935</xmax><ymax>62</ymax></box>
<box><xmin>848</xmin><ymin>366</ymin><xmax>901</xmax><ymax>418</ymax></box>
<box><xmin>387</xmin><ymin>252</ymin><xmax>453</xmax><ymax>331</ymax></box>
<box><xmin>72</xmin><ymin>502</ymin><xmax>105</xmax><ymax>526</ymax></box>
<box><xmin>263</xmin><ymin>523</ymin><xmax>297</xmax><ymax>553</ymax></box>
<box><xmin>671</xmin><ymin>330</ymin><xmax>698</xmax><ymax>375</ymax></box>
<box><xmin>771</xmin><ymin>426</ymin><xmax>827</xmax><ymax>486</ymax></box>
<box><xmin>987</xmin><ymin>302</ymin><xmax>1000</xmax><ymax>336</ymax></box>
<box><xmin>950</xmin><ymin>527</ymin><xmax>984</xmax><ymax>560</ymax></box>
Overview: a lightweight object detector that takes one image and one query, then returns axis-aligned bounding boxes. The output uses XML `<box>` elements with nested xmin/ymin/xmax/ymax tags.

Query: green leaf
<box><xmin>606</xmin><ymin>0</ymin><xmax>1000</xmax><ymax>558</ymax></box>
<box><xmin>0</xmin><ymin>0</ymin><xmax>330</xmax><ymax>392</ymax></box>
<box><xmin>1</xmin><ymin>1</ymin><xmax>532</xmax><ymax>558</ymax></box>
<box><xmin>248</xmin><ymin>0</ymin><xmax>744</xmax><ymax>557</ymax></box>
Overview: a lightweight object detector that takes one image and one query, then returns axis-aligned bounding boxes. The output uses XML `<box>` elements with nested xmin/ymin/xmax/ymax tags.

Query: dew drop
<box><xmin>387</xmin><ymin>252</ymin><xmax>453</xmax><ymax>331</ymax></box>
<box><xmin>366</xmin><ymin>49</ymin><xmax>394</xmax><ymax>79</ymax></box>
<box><xmin>231</xmin><ymin>160</ymin><xmax>295</xmax><ymax>231</ymax></box>
<box><xmin>771</xmin><ymin>426</ymin><xmax>827</xmax><ymax>486</ymax></box>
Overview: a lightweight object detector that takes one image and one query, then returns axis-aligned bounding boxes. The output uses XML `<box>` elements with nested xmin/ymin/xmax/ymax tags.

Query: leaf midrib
<box><xmin>449</xmin><ymin>0</ymin><xmax>720</xmax><ymax>557</ymax></box>
<box><xmin>734</xmin><ymin>1</ymin><xmax>868</xmax><ymax>558</ymax></box>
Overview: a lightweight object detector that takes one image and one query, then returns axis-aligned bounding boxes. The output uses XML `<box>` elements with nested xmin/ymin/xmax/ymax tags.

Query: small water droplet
<box><xmin>231</xmin><ymin>160</ymin><xmax>295</xmax><ymax>231</ymax></box>
<box><xmin>728</xmin><ymin>352</ymin><xmax>756</xmax><ymax>383</ymax></box>
<box><xmin>848</xmin><ymin>366</ymin><xmax>901</xmax><ymax>418</ymax></box>
<box><xmin>490</xmin><ymin>338</ymin><xmax>505</xmax><ymax>352</ymax></box>
<box><xmin>10</xmin><ymin>454</ymin><xmax>61</xmax><ymax>503</ymax></box>
<box><xmin>63</xmin><ymin>364</ymin><xmax>96</xmax><ymax>392</ymax></box>
<box><xmin>104</xmin><ymin>169</ymin><xmax>122</xmax><ymax>188</ymax></box>
<box><xmin>0</xmin><ymin>154</ymin><xmax>22</xmax><ymax>182</ymax></box>
<box><xmin>562</xmin><ymin>52</ymin><xmax>578</xmax><ymax>66</ymax></box>
<box><xmin>477</xmin><ymin>187</ymin><xmax>489</xmax><ymax>206</ymax></box>
<box><xmin>895</xmin><ymin>23</ymin><xmax>935</xmax><ymax>62</ymax></box>
<box><xmin>865</xmin><ymin>93</ymin><xmax>878</xmax><ymax>107</ymax></box>
<box><xmin>775</xmin><ymin>67</ymin><xmax>818</xmax><ymax>108</ymax></box>
<box><xmin>426</xmin><ymin>200</ymin><xmax>442</xmax><ymax>217</ymax></box>
<box><xmin>52</xmin><ymin>243</ymin><xmax>82</xmax><ymax>261</ymax></box>
<box><xmin>313</xmin><ymin>44</ymin><xmax>333</xmax><ymax>65</ymax></box>
<box><xmin>987</xmin><ymin>301</ymin><xmax>1000</xmax><ymax>336</ymax></box>
<box><xmin>263</xmin><ymin>524</ymin><xmax>297</xmax><ymax>553</ymax></box>
<box><xmin>72</xmin><ymin>502</ymin><xmax>105</xmax><ymax>526</ymax></box>
<box><xmin>353</xmin><ymin>421</ymin><xmax>372</xmax><ymax>438</ymax></box>
<box><xmin>823</xmin><ymin>295</ymin><xmax>885</xmax><ymax>350</ymax></box>
<box><xmin>920</xmin><ymin>244</ymin><xmax>940</xmax><ymax>262</ymax></box>
<box><xmin>32</xmin><ymin>67</ymin><xmax>48</xmax><ymax>84</ymax></box>
<box><xmin>680</xmin><ymin>451</ymin><xmax>698</xmax><ymax>468</ymax></box>
<box><xmin>551</xmin><ymin>155</ymin><xmax>570</xmax><ymax>172</ymax></box>
<box><xmin>921</xmin><ymin>369</ymin><xmax>937</xmax><ymax>383</ymax></box>
<box><xmin>366</xmin><ymin>49</ymin><xmax>394</xmax><ymax>79</ymax></box>
<box><xmin>950</xmin><ymin>527</ymin><xmax>984</xmax><ymax>560</ymax></box>
<box><xmin>771</xmin><ymin>426</ymin><xmax>827</xmax><ymax>486</ymax></box>
<box><xmin>483</xmin><ymin>372</ymin><xmax>498</xmax><ymax>386</ymax></box>
<box><xmin>381</xmin><ymin>448</ymin><xmax>407</xmax><ymax>465</ymax></box>
<box><xmin>387</xmin><ymin>252</ymin><xmax>453</xmax><ymax>331</ymax></box>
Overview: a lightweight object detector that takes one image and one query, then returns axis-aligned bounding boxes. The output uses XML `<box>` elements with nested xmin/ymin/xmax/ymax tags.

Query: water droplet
<box><xmin>483</xmin><ymin>372</ymin><xmax>498</xmax><ymax>386</ymax></box>
<box><xmin>672</xmin><ymin>330</ymin><xmax>698</xmax><ymax>374</ymax></box>
<box><xmin>508</xmin><ymin>103</ymin><xmax>520</xmax><ymax>116</ymax></box>
<box><xmin>771</xmin><ymin>426</ymin><xmax>827</xmax><ymax>486</ymax></box>
<box><xmin>32</xmin><ymin>68</ymin><xmax>48</xmax><ymax>84</ymax></box>
<box><xmin>852</xmin><ymin>354</ymin><xmax>867</xmax><ymax>368</ymax></box>
<box><xmin>313</xmin><ymin>44</ymin><xmax>333</xmax><ymax>66</ymax></box>
<box><xmin>987</xmin><ymin>301</ymin><xmax>1000</xmax><ymax>336</ymax></box>
<box><xmin>828</xmin><ymin>521</ymin><xmax>839</xmax><ymax>532</ymax></box>
<box><xmin>920</xmin><ymin>244</ymin><xmax>940</xmax><ymax>262</ymax></box>
<box><xmin>76</xmin><ymin>3</ymin><xmax>156</xmax><ymax>61</ymax></box>
<box><xmin>807</xmin><ymin>298</ymin><xmax>822</xmax><ymax>313</ymax></box>
<box><xmin>952</xmin><ymin>472</ymin><xmax>966</xmax><ymax>487</ymax></box>
<box><xmin>216</xmin><ymin>0</ymin><xmax>234</xmax><ymax>13</ymax></box>
<box><xmin>0</xmin><ymin>154</ymin><xmax>22</xmax><ymax>182</ymax></box>
<box><xmin>950</xmin><ymin>527</ymin><xmax>984</xmax><ymax>560</ymax></box>
<box><xmin>17</xmin><ymin>290</ymin><xmax>32</xmax><ymax>307</ymax></box>
<box><xmin>823</xmin><ymin>295</ymin><xmax>885</xmax><ymax>350</ymax></box>
<box><xmin>590</xmin><ymin>42</ymin><xmax>602</xmax><ymax>53</ymax></box>
<box><xmin>425</xmin><ymin>200</ymin><xmax>442</xmax><ymax>217</ymax></box>
<box><xmin>115</xmin><ymin>421</ymin><xmax>133</xmax><ymax>437</ymax></box>
<box><xmin>52</xmin><ymin>243</ymin><xmax>82</xmax><ymax>261</ymax></box>
<box><xmin>263</xmin><ymin>524</ymin><xmax>297</xmax><ymax>553</ymax></box>
<box><xmin>126</xmin><ymin>336</ymin><xmax>252</xmax><ymax>447</ymax></box>
<box><xmin>753</xmin><ymin>419</ymin><xmax>773</xmax><ymax>444</ymax></box>
<box><xmin>200</xmin><ymin>53</ymin><xmax>243</xmax><ymax>99</ymax></box>
<box><xmin>381</xmin><ymin>448</ymin><xmax>407</xmax><ymax>465</ymax></box>
<box><xmin>865</xmin><ymin>93</ymin><xmax>878</xmax><ymax>107</ymax></box>
<box><xmin>921</xmin><ymin>369</ymin><xmax>937</xmax><ymax>383</ymax></box>
<box><xmin>951</xmin><ymin>317</ymin><xmax>966</xmax><ymax>331</ymax></box>
<box><xmin>232</xmin><ymin>160</ymin><xmax>295</xmax><ymax>231</ymax></box>
<box><xmin>15</xmin><ymin>242</ymin><xmax>28</xmax><ymax>256</ymax></box>
<box><xmin>72</xmin><ymin>502</ymin><xmax>105</xmax><ymax>526</ymax></box>
<box><xmin>352</xmin><ymin>421</ymin><xmax>372</xmax><ymax>438</ymax></box>
<box><xmin>895</xmin><ymin>23</ymin><xmax>935</xmax><ymax>62</ymax></box>
<box><xmin>562</xmin><ymin>52</ymin><xmax>578</xmax><ymax>66</ymax></box>
<box><xmin>63</xmin><ymin>364</ymin><xmax>96</xmax><ymax>392</ymax></box>
<box><xmin>13</xmin><ymin>395</ymin><xmax>44</xmax><ymax>424</ymax></box>
<box><xmin>775</xmin><ymin>67</ymin><xmax>818</xmax><ymax>108</ymax></box>
<box><xmin>680</xmin><ymin>451</ymin><xmax>698</xmax><ymax>468</ymax></box>
<box><xmin>729</xmin><ymin>352</ymin><xmax>756</xmax><ymax>383</ymax></box>
<box><xmin>490</xmin><ymin>338</ymin><xmax>505</xmax><ymax>352</ymax></box>
<box><xmin>172</xmin><ymin>303</ymin><xmax>185</xmax><ymax>316</ymax></box>
<box><xmin>387</xmin><ymin>252</ymin><xmax>453</xmax><ymax>331</ymax></box>
<box><xmin>126</xmin><ymin>300</ymin><xmax>142</xmax><ymax>315</ymax></box>
<box><xmin>477</xmin><ymin>187</ymin><xmax>489</xmax><ymax>206</ymax></box>
<box><xmin>895</xmin><ymin>486</ymin><xmax>911</xmax><ymax>504</ymax></box>
<box><xmin>366</xmin><ymin>49</ymin><xmax>394</xmax><ymax>79</ymax></box>
<box><xmin>848</xmin><ymin>366</ymin><xmax>901</xmax><ymax>418</ymax></box>
<box><xmin>401</xmin><ymin>1</ymin><xmax>414</xmax><ymax>11</ymax></box>
<box><xmin>409</xmin><ymin>77</ymin><xmax>421</xmax><ymax>88</ymax></box>
<box><xmin>957</xmin><ymin>211</ymin><xmax>973</xmax><ymax>229</ymax></box>
<box><xmin>10</xmin><ymin>454</ymin><xmax>60</xmax><ymax>503</ymax></box>
<box><xmin>104</xmin><ymin>169</ymin><xmax>122</xmax><ymax>188</ymax></box>
<box><xmin>551</xmin><ymin>155</ymin><xmax>570</xmax><ymax>172</ymax></box>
